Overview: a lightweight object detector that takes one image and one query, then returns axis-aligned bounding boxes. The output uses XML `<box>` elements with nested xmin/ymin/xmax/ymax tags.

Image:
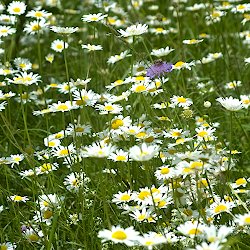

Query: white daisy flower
<box><xmin>118</xmin><ymin>23</ymin><xmax>148</xmax><ymax>37</ymax></box>
<box><xmin>216</xmin><ymin>96</ymin><xmax>243</xmax><ymax>111</ymax></box>
<box><xmin>7</xmin><ymin>1</ymin><xmax>26</xmax><ymax>15</ymax></box>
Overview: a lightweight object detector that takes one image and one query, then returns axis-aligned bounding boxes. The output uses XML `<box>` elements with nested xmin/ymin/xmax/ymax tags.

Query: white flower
<box><xmin>51</xmin><ymin>39</ymin><xmax>68</xmax><ymax>53</ymax></box>
<box><xmin>50</xmin><ymin>26</ymin><xmax>79</xmax><ymax>34</ymax></box>
<box><xmin>0</xmin><ymin>25</ymin><xmax>16</xmax><ymax>37</ymax></box>
<box><xmin>170</xmin><ymin>95</ymin><xmax>193</xmax><ymax>108</ymax></box>
<box><xmin>26</xmin><ymin>9</ymin><xmax>52</xmax><ymax>19</ymax></box>
<box><xmin>245</xmin><ymin>57</ymin><xmax>250</xmax><ymax>64</ymax></box>
<box><xmin>183</xmin><ymin>39</ymin><xmax>203</xmax><ymax>44</ymax></box>
<box><xmin>234</xmin><ymin>213</ymin><xmax>250</xmax><ymax>226</ymax></box>
<box><xmin>107</xmin><ymin>50</ymin><xmax>131</xmax><ymax>64</ymax></box>
<box><xmin>7</xmin><ymin>1</ymin><xmax>26</xmax><ymax>15</ymax></box>
<box><xmin>98</xmin><ymin>225</ymin><xmax>140</xmax><ymax>246</ymax></box>
<box><xmin>178</xmin><ymin>220</ymin><xmax>205</xmax><ymax>238</ymax></box>
<box><xmin>216</xmin><ymin>96</ymin><xmax>243</xmax><ymax>111</ymax></box>
<box><xmin>129</xmin><ymin>143</ymin><xmax>159</xmax><ymax>161</ymax></box>
<box><xmin>24</xmin><ymin>19</ymin><xmax>49</xmax><ymax>34</ymax></box>
<box><xmin>195</xmin><ymin>242</ymin><xmax>223</xmax><ymax>250</ymax></box>
<box><xmin>150</xmin><ymin>47</ymin><xmax>175</xmax><ymax>57</ymax></box>
<box><xmin>81</xmin><ymin>13</ymin><xmax>107</xmax><ymax>23</ymax></box>
<box><xmin>9</xmin><ymin>195</ymin><xmax>29</xmax><ymax>202</ymax></box>
<box><xmin>118</xmin><ymin>23</ymin><xmax>148</xmax><ymax>37</ymax></box>
<box><xmin>81</xmin><ymin>44</ymin><xmax>103</xmax><ymax>52</ymax></box>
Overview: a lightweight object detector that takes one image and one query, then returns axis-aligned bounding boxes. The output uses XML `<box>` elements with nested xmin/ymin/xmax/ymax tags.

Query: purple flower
<box><xmin>146</xmin><ymin>60</ymin><xmax>173</xmax><ymax>79</ymax></box>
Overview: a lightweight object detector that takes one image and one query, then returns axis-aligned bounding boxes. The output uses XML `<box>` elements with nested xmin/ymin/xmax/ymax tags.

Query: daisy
<box><xmin>0</xmin><ymin>242</ymin><xmax>16</xmax><ymax>250</ymax></box>
<box><xmin>13</xmin><ymin>57</ymin><xmax>32</xmax><ymax>71</ymax></box>
<box><xmin>26</xmin><ymin>9</ymin><xmax>52</xmax><ymax>19</ymax></box>
<box><xmin>0</xmin><ymin>14</ymin><xmax>16</xmax><ymax>25</ymax></box>
<box><xmin>45</xmin><ymin>53</ymin><xmax>54</xmax><ymax>63</ymax></box>
<box><xmin>232</xmin><ymin>4</ymin><xmax>250</xmax><ymax>13</ymax></box>
<box><xmin>154</xmin><ymin>165</ymin><xmax>176</xmax><ymax>180</ymax></box>
<box><xmin>63</xmin><ymin>172</ymin><xmax>87</xmax><ymax>192</ymax></box>
<box><xmin>108</xmin><ymin>149</ymin><xmax>129</xmax><ymax>162</ymax></box>
<box><xmin>44</xmin><ymin>138</ymin><xmax>61</xmax><ymax>147</ymax></box>
<box><xmin>231</xmin><ymin>177</ymin><xmax>248</xmax><ymax>189</ymax></box>
<box><xmin>129</xmin><ymin>143</ymin><xmax>159</xmax><ymax>161</ymax></box>
<box><xmin>8</xmin><ymin>71</ymin><xmax>41</xmax><ymax>86</ymax></box>
<box><xmin>66</xmin><ymin>123</ymin><xmax>92</xmax><ymax>136</ymax></box>
<box><xmin>172</xmin><ymin>61</ymin><xmax>195</xmax><ymax>70</ymax></box>
<box><xmin>51</xmin><ymin>39</ymin><xmax>68</xmax><ymax>53</ymax></box>
<box><xmin>24</xmin><ymin>19</ymin><xmax>49</xmax><ymax>34</ymax></box>
<box><xmin>178</xmin><ymin>220</ymin><xmax>205</xmax><ymax>238</ymax></box>
<box><xmin>110</xmin><ymin>115</ymin><xmax>132</xmax><ymax>131</ymax></box>
<box><xmin>149</xmin><ymin>27</ymin><xmax>169</xmax><ymax>35</ymax></box>
<box><xmin>98</xmin><ymin>225</ymin><xmax>140</xmax><ymax>246</ymax></box>
<box><xmin>107</xmin><ymin>50</ymin><xmax>131</xmax><ymax>64</ymax></box>
<box><xmin>50</xmin><ymin>26</ymin><xmax>79</xmax><ymax>35</ymax></box>
<box><xmin>225</xmin><ymin>80</ymin><xmax>241</xmax><ymax>89</ymax></box>
<box><xmin>118</xmin><ymin>23</ymin><xmax>148</xmax><ymax>37</ymax></box>
<box><xmin>23</xmin><ymin>228</ymin><xmax>43</xmax><ymax>242</ymax></box>
<box><xmin>36</xmin><ymin>162</ymin><xmax>58</xmax><ymax>175</ymax></box>
<box><xmin>9</xmin><ymin>195</ymin><xmax>29</xmax><ymax>202</ymax></box>
<box><xmin>183</xmin><ymin>39</ymin><xmax>203</xmax><ymax>45</ymax></box>
<box><xmin>95</xmin><ymin>102</ymin><xmax>123</xmax><ymax>115</ymax></box>
<box><xmin>150</xmin><ymin>47</ymin><xmax>175</xmax><ymax>57</ymax></box>
<box><xmin>204</xmin><ymin>225</ymin><xmax>233</xmax><ymax>243</ymax></box>
<box><xmin>216</xmin><ymin>96</ymin><xmax>243</xmax><ymax>111</ymax></box>
<box><xmin>81</xmin><ymin>13</ymin><xmax>107</xmax><ymax>23</ymax></box>
<box><xmin>49</xmin><ymin>101</ymin><xmax>78</xmax><ymax>112</ymax></box>
<box><xmin>240</xmin><ymin>95</ymin><xmax>250</xmax><ymax>108</ymax></box>
<box><xmin>81</xmin><ymin>141</ymin><xmax>116</xmax><ymax>158</ymax></box>
<box><xmin>234</xmin><ymin>213</ymin><xmax>250</xmax><ymax>226</ymax></box>
<box><xmin>208</xmin><ymin>200</ymin><xmax>235</xmax><ymax>216</ymax></box>
<box><xmin>81</xmin><ymin>44</ymin><xmax>103</xmax><ymax>52</ymax></box>
<box><xmin>112</xmin><ymin>191</ymin><xmax>133</xmax><ymax>204</ymax></box>
<box><xmin>73</xmin><ymin>89</ymin><xmax>100</xmax><ymax>107</ymax></box>
<box><xmin>195</xmin><ymin>242</ymin><xmax>223</xmax><ymax>250</ymax></box>
<box><xmin>38</xmin><ymin>194</ymin><xmax>63</xmax><ymax>210</ymax></box>
<box><xmin>51</xmin><ymin>144</ymin><xmax>75</xmax><ymax>158</ymax></box>
<box><xmin>138</xmin><ymin>232</ymin><xmax>167</xmax><ymax>250</ymax></box>
<box><xmin>170</xmin><ymin>95</ymin><xmax>193</xmax><ymax>108</ymax></box>
<box><xmin>0</xmin><ymin>25</ymin><xmax>16</xmax><ymax>37</ymax></box>
<box><xmin>7</xmin><ymin>1</ymin><xmax>26</xmax><ymax>15</ymax></box>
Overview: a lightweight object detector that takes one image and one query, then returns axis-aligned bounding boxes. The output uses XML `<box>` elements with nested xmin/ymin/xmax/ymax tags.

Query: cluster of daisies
<box><xmin>0</xmin><ymin>0</ymin><xmax>249</xmax><ymax>249</ymax></box>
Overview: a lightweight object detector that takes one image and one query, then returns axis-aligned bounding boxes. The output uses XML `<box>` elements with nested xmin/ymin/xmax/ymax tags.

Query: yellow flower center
<box><xmin>197</xmin><ymin>131</ymin><xmax>208</xmax><ymax>137</ymax></box>
<box><xmin>111</xmin><ymin>119</ymin><xmax>124</xmax><ymax>129</ymax></box>
<box><xmin>1</xmin><ymin>245</ymin><xmax>8</xmax><ymax>250</ymax></box>
<box><xmin>114</xmin><ymin>80</ymin><xmax>123</xmax><ymax>86</ymax></box>
<box><xmin>244</xmin><ymin>217</ymin><xmax>250</xmax><ymax>224</ymax></box>
<box><xmin>112</xmin><ymin>230</ymin><xmax>127</xmax><ymax>240</ymax></box>
<box><xmin>48</xmin><ymin>141</ymin><xmax>56</xmax><ymax>147</ymax></box>
<box><xmin>1</xmin><ymin>29</ymin><xmax>8</xmax><ymax>33</ymax></box>
<box><xmin>59</xmin><ymin>149</ymin><xmax>69</xmax><ymax>156</ymax></box>
<box><xmin>235</xmin><ymin>178</ymin><xmax>247</xmax><ymax>186</ymax></box>
<box><xmin>172</xmin><ymin>131</ymin><xmax>181</xmax><ymax>137</ymax></box>
<box><xmin>188</xmin><ymin>228</ymin><xmax>202</xmax><ymax>235</ymax></box>
<box><xmin>75</xmin><ymin>127</ymin><xmax>84</xmax><ymax>132</ymax></box>
<box><xmin>136</xmin><ymin>132</ymin><xmax>147</xmax><ymax>138</ymax></box>
<box><xmin>116</xmin><ymin>155</ymin><xmax>126</xmax><ymax>161</ymax></box>
<box><xmin>135</xmin><ymin>85</ymin><xmax>146</xmax><ymax>92</ymax></box>
<box><xmin>175</xmin><ymin>61</ymin><xmax>184</xmax><ymax>67</ymax></box>
<box><xmin>120</xmin><ymin>194</ymin><xmax>130</xmax><ymax>201</ymax></box>
<box><xmin>35</xmin><ymin>12</ymin><xmax>43</xmax><ymax>17</ymax></box>
<box><xmin>214</xmin><ymin>204</ymin><xmax>227</xmax><ymax>213</ymax></box>
<box><xmin>13</xmin><ymin>7</ymin><xmax>21</xmax><ymax>13</ymax></box>
<box><xmin>156</xmin><ymin>27</ymin><xmax>164</xmax><ymax>32</ymax></box>
<box><xmin>177</xmin><ymin>97</ymin><xmax>187</xmax><ymax>103</ymax></box>
<box><xmin>14</xmin><ymin>195</ymin><xmax>23</xmax><ymax>201</ymax></box>
<box><xmin>90</xmin><ymin>17</ymin><xmax>98</xmax><ymax>21</ymax></box>
<box><xmin>135</xmin><ymin>76</ymin><xmax>145</xmax><ymax>81</ymax></box>
<box><xmin>160</xmin><ymin>167</ymin><xmax>170</xmax><ymax>175</ymax></box>
<box><xmin>104</xmin><ymin>105</ymin><xmax>114</xmax><ymax>111</ymax></box>
<box><xmin>176</xmin><ymin>138</ymin><xmax>185</xmax><ymax>144</ymax></box>
<box><xmin>56</xmin><ymin>44</ymin><xmax>63</xmax><ymax>50</ymax></box>
<box><xmin>32</xmin><ymin>24</ymin><xmax>41</xmax><ymax>31</ymax></box>
<box><xmin>41</xmin><ymin>163</ymin><xmax>52</xmax><ymax>172</ymax></box>
<box><xmin>138</xmin><ymin>190</ymin><xmax>150</xmax><ymax>200</ymax></box>
<box><xmin>56</xmin><ymin>104</ymin><xmax>69</xmax><ymax>111</ymax></box>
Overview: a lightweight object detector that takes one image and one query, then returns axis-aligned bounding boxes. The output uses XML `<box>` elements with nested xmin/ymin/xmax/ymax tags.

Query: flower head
<box><xmin>216</xmin><ymin>96</ymin><xmax>243</xmax><ymax>111</ymax></box>
<box><xmin>146</xmin><ymin>60</ymin><xmax>173</xmax><ymax>79</ymax></box>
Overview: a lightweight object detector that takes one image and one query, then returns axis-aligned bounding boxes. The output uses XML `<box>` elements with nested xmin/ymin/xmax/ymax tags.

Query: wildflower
<box><xmin>23</xmin><ymin>228</ymin><xmax>43</xmax><ymax>242</ymax></box>
<box><xmin>204</xmin><ymin>225</ymin><xmax>233</xmax><ymax>243</ymax></box>
<box><xmin>146</xmin><ymin>60</ymin><xmax>173</xmax><ymax>79</ymax></box>
<box><xmin>52</xmin><ymin>144</ymin><xmax>75</xmax><ymax>158</ymax></box>
<box><xmin>118</xmin><ymin>23</ymin><xmax>148</xmax><ymax>37</ymax></box>
<box><xmin>195</xmin><ymin>242</ymin><xmax>223</xmax><ymax>250</ymax></box>
<box><xmin>112</xmin><ymin>191</ymin><xmax>133</xmax><ymax>204</ymax></box>
<box><xmin>64</xmin><ymin>172</ymin><xmax>88</xmax><ymax>192</ymax></box>
<box><xmin>150</xmin><ymin>47</ymin><xmax>175</xmax><ymax>57</ymax></box>
<box><xmin>170</xmin><ymin>95</ymin><xmax>193</xmax><ymax>108</ymax></box>
<box><xmin>208</xmin><ymin>200</ymin><xmax>235</xmax><ymax>216</ymax></box>
<box><xmin>49</xmin><ymin>101</ymin><xmax>78</xmax><ymax>112</ymax></box>
<box><xmin>155</xmin><ymin>165</ymin><xmax>176</xmax><ymax>180</ymax></box>
<box><xmin>24</xmin><ymin>19</ymin><xmax>49</xmax><ymax>34</ymax></box>
<box><xmin>232</xmin><ymin>4</ymin><xmax>250</xmax><ymax>13</ymax></box>
<box><xmin>66</xmin><ymin>123</ymin><xmax>92</xmax><ymax>136</ymax></box>
<box><xmin>36</xmin><ymin>163</ymin><xmax>58</xmax><ymax>175</ymax></box>
<box><xmin>45</xmin><ymin>53</ymin><xmax>54</xmax><ymax>63</ymax></box>
<box><xmin>172</xmin><ymin>60</ymin><xmax>195</xmax><ymax>70</ymax></box>
<box><xmin>81</xmin><ymin>44</ymin><xmax>103</xmax><ymax>52</ymax></box>
<box><xmin>108</xmin><ymin>149</ymin><xmax>129</xmax><ymax>162</ymax></box>
<box><xmin>240</xmin><ymin>95</ymin><xmax>250</xmax><ymax>108</ymax></box>
<box><xmin>149</xmin><ymin>27</ymin><xmax>168</xmax><ymax>35</ymax></box>
<box><xmin>14</xmin><ymin>58</ymin><xmax>32</xmax><ymax>71</ymax></box>
<box><xmin>0</xmin><ymin>242</ymin><xmax>16</xmax><ymax>250</ymax></box>
<box><xmin>9</xmin><ymin>195</ymin><xmax>29</xmax><ymax>202</ymax></box>
<box><xmin>7</xmin><ymin>1</ymin><xmax>26</xmax><ymax>15</ymax></box>
<box><xmin>183</xmin><ymin>39</ymin><xmax>203</xmax><ymax>44</ymax></box>
<box><xmin>138</xmin><ymin>232</ymin><xmax>167</xmax><ymax>250</ymax></box>
<box><xmin>0</xmin><ymin>25</ymin><xmax>16</xmax><ymax>37</ymax></box>
<box><xmin>0</xmin><ymin>14</ymin><xmax>16</xmax><ymax>25</ymax></box>
<box><xmin>216</xmin><ymin>96</ymin><xmax>243</xmax><ymax>111</ymax></box>
<box><xmin>51</xmin><ymin>39</ymin><xmax>68</xmax><ymax>53</ymax></box>
<box><xmin>50</xmin><ymin>26</ymin><xmax>79</xmax><ymax>34</ymax></box>
<box><xmin>95</xmin><ymin>102</ymin><xmax>123</xmax><ymax>115</ymax></box>
<box><xmin>107</xmin><ymin>50</ymin><xmax>131</xmax><ymax>64</ymax></box>
<box><xmin>8</xmin><ymin>71</ymin><xmax>41</xmax><ymax>86</ymax></box>
<box><xmin>73</xmin><ymin>89</ymin><xmax>100</xmax><ymax>107</ymax></box>
<box><xmin>81</xmin><ymin>141</ymin><xmax>116</xmax><ymax>158</ymax></box>
<box><xmin>98</xmin><ymin>225</ymin><xmax>140</xmax><ymax>246</ymax></box>
<box><xmin>234</xmin><ymin>213</ymin><xmax>250</xmax><ymax>226</ymax></box>
<box><xmin>225</xmin><ymin>80</ymin><xmax>241</xmax><ymax>89</ymax></box>
<box><xmin>129</xmin><ymin>143</ymin><xmax>159</xmax><ymax>161</ymax></box>
<box><xmin>178</xmin><ymin>220</ymin><xmax>205</xmax><ymax>238</ymax></box>
<box><xmin>82</xmin><ymin>13</ymin><xmax>107</xmax><ymax>22</ymax></box>
<box><xmin>26</xmin><ymin>9</ymin><xmax>52</xmax><ymax>19</ymax></box>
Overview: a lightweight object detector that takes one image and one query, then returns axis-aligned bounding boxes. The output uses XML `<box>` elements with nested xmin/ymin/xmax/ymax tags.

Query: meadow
<box><xmin>0</xmin><ymin>0</ymin><xmax>250</xmax><ymax>249</ymax></box>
